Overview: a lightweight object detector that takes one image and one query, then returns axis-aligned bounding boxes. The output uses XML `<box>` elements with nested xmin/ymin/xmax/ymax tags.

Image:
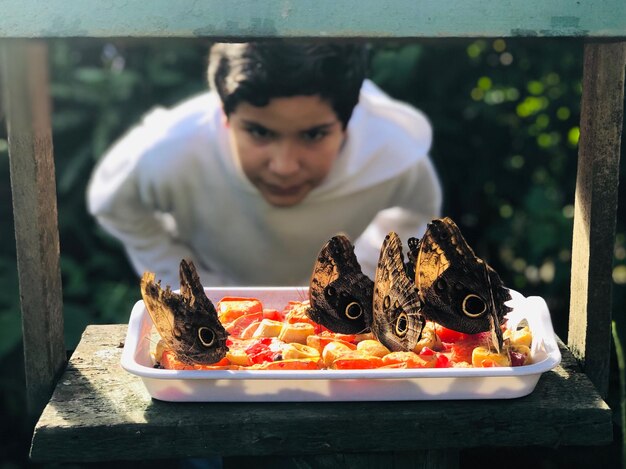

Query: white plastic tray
<box><xmin>121</xmin><ymin>287</ymin><xmax>561</xmax><ymax>402</ymax></box>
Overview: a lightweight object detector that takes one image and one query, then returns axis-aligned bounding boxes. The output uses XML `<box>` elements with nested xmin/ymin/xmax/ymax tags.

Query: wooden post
<box><xmin>569</xmin><ymin>40</ymin><xmax>626</xmax><ymax>398</ymax></box>
<box><xmin>0</xmin><ymin>40</ymin><xmax>66</xmax><ymax>417</ymax></box>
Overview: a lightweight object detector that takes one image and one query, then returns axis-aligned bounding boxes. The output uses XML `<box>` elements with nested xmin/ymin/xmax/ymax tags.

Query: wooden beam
<box><xmin>0</xmin><ymin>39</ymin><xmax>66</xmax><ymax>417</ymax></box>
<box><xmin>0</xmin><ymin>0</ymin><xmax>625</xmax><ymax>38</ymax></box>
<box><xmin>568</xmin><ymin>40</ymin><xmax>626</xmax><ymax>398</ymax></box>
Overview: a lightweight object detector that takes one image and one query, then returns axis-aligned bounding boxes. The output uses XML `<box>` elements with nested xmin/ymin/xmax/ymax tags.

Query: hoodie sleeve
<box><xmin>86</xmin><ymin>119</ymin><xmax>230</xmax><ymax>288</ymax></box>
<box><xmin>352</xmin><ymin>155</ymin><xmax>442</xmax><ymax>279</ymax></box>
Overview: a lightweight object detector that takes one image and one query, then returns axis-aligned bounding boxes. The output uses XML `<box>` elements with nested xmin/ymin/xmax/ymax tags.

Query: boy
<box><xmin>87</xmin><ymin>41</ymin><xmax>442</xmax><ymax>288</ymax></box>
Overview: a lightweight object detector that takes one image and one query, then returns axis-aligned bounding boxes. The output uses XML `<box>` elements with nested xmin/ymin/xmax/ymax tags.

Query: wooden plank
<box><xmin>568</xmin><ymin>40</ymin><xmax>626</xmax><ymax>398</ymax></box>
<box><xmin>0</xmin><ymin>40</ymin><xmax>66</xmax><ymax>417</ymax></box>
<box><xmin>30</xmin><ymin>325</ymin><xmax>612</xmax><ymax>462</ymax></box>
<box><xmin>0</xmin><ymin>0</ymin><xmax>625</xmax><ymax>38</ymax></box>
<box><xmin>234</xmin><ymin>451</ymin><xmax>459</xmax><ymax>469</ymax></box>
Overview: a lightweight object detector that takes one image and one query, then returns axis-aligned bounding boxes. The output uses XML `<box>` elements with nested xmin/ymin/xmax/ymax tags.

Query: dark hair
<box><xmin>208</xmin><ymin>41</ymin><xmax>369</xmax><ymax>128</ymax></box>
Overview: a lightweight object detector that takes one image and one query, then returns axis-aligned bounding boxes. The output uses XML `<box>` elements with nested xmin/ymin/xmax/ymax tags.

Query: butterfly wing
<box><xmin>308</xmin><ymin>235</ymin><xmax>374</xmax><ymax>334</ymax></box>
<box><xmin>140</xmin><ymin>259</ymin><xmax>229</xmax><ymax>365</ymax></box>
<box><xmin>140</xmin><ymin>271</ymin><xmax>177</xmax><ymax>346</ymax></box>
<box><xmin>416</xmin><ymin>217</ymin><xmax>512</xmax><ymax>349</ymax></box>
<box><xmin>372</xmin><ymin>232</ymin><xmax>424</xmax><ymax>352</ymax></box>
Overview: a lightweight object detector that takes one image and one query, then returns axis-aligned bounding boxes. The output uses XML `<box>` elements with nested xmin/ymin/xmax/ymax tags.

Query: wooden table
<box><xmin>30</xmin><ymin>324</ymin><xmax>612</xmax><ymax>466</ymax></box>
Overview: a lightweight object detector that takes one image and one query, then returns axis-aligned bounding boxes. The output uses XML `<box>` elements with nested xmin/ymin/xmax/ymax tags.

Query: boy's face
<box><xmin>226</xmin><ymin>95</ymin><xmax>346</xmax><ymax>207</ymax></box>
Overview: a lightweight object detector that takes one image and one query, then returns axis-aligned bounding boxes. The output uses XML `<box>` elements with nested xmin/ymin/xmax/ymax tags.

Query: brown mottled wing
<box><xmin>415</xmin><ymin>217</ymin><xmax>511</xmax><ymax>348</ymax></box>
<box><xmin>140</xmin><ymin>259</ymin><xmax>229</xmax><ymax>365</ymax></box>
<box><xmin>372</xmin><ymin>232</ymin><xmax>424</xmax><ymax>352</ymax></box>
<box><xmin>308</xmin><ymin>235</ymin><xmax>374</xmax><ymax>334</ymax></box>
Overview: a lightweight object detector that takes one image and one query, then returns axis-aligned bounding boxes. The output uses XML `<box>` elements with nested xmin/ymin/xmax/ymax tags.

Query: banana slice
<box><xmin>278</xmin><ymin>322</ymin><xmax>315</xmax><ymax>344</ymax></box>
<box><xmin>471</xmin><ymin>346</ymin><xmax>511</xmax><ymax>367</ymax></box>
<box><xmin>322</xmin><ymin>341</ymin><xmax>354</xmax><ymax>368</ymax></box>
<box><xmin>356</xmin><ymin>339</ymin><xmax>391</xmax><ymax>358</ymax></box>
<box><xmin>252</xmin><ymin>319</ymin><xmax>284</xmax><ymax>338</ymax></box>
<box><xmin>282</xmin><ymin>343</ymin><xmax>321</xmax><ymax>360</ymax></box>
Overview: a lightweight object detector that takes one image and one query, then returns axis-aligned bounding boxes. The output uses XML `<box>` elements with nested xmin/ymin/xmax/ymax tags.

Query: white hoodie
<box><xmin>87</xmin><ymin>80</ymin><xmax>442</xmax><ymax>288</ymax></box>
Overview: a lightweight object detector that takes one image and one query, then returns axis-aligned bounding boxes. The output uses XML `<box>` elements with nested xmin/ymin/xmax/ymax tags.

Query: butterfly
<box><xmin>372</xmin><ymin>232</ymin><xmax>425</xmax><ymax>352</ymax></box>
<box><xmin>307</xmin><ymin>235</ymin><xmax>374</xmax><ymax>334</ymax></box>
<box><xmin>307</xmin><ymin>218</ymin><xmax>511</xmax><ymax>353</ymax></box>
<box><xmin>409</xmin><ymin>217</ymin><xmax>512</xmax><ymax>351</ymax></box>
<box><xmin>140</xmin><ymin>259</ymin><xmax>229</xmax><ymax>365</ymax></box>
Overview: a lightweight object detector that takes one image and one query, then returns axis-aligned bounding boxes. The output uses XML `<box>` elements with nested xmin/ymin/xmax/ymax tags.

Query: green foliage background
<box><xmin>0</xmin><ymin>38</ymin><xmax>624</xmax><ymax>467</ymax></box>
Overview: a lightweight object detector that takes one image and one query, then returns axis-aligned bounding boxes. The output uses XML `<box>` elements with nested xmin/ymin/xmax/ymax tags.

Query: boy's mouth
<box><xmin>257</xmin><ymin>181</ymin><xmax>313</xmax><ymax>206</ymax></box>
<box><xmin>263</xmin><ymin>183</ymin><xmax>306</xmax><ymax>196</ymax></box>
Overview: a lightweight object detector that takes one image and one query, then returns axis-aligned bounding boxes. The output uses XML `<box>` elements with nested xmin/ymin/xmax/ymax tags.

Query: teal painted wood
<box><xmin>0</xmin><ymin>0</ymin><xmax>625</xmax><ymax>38</ymax></box>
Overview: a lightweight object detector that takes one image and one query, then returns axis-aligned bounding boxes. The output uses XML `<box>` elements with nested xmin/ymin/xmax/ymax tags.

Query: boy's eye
<box><xmin>301</xmin><ymin>129</ymin><xmax>329</xmax><ymax>142</ymax></box>
<box><xmin>246</xmin><ymin>125</ymin><xmax>274</xmax><ymax>140</ymax></box>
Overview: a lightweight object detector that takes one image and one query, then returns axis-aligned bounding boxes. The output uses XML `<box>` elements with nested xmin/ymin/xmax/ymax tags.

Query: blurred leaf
<box><xmin>0</xmin><ymin>311</ymin><xmax>22</xmax><ymax>359</ymax></box>
<box><xmin>73</xmin><ymin>66</ymin><xmax>108</xmax><ymax>84</ymax></box>
<box><xmin>57</xmin><ymin>145</ymin><xmax>91</xmax><ymax>193</ymax></box>
<box><xmin>92</xmin><ymin>282</ymin><xmax>140</xmax><ymax>323</ymax></box>
<box><xmin>63</xmin><ymin>303</ymin><xmax>93</xmax><ymax>350</ymax></box>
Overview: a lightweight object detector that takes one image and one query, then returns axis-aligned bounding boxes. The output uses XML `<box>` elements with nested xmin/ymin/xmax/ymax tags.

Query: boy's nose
<box><xmin>268</xmin><ymin>141</ymin><xmax>301</xmax><ymax>176</ymax></box>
